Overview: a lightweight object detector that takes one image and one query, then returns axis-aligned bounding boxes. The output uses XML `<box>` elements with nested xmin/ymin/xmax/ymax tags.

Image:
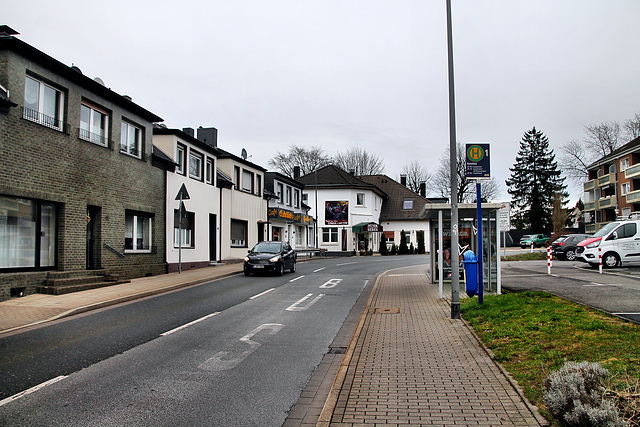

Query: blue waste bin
<box><xmin>462</xmin><ymin>250</ymin><xmax>478</xmax><ymax>297</ymax></box>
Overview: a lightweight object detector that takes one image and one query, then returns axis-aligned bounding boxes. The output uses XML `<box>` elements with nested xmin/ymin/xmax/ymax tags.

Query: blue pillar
<box><xmin>476</xmin><ymin>182</ymin><xmax>483</xmax><ymax>304</ymax></box>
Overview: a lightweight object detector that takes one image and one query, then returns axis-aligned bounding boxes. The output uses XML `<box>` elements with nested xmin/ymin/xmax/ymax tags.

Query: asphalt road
<box><xmin>0</xmin><ymin>255</ymin><xmax>425</xmax><ymax>426</ymax></box>
<box><xmin>501</xmin><ymin>259</ymin><xmax>640</xmax><ymax>324</ymax></box>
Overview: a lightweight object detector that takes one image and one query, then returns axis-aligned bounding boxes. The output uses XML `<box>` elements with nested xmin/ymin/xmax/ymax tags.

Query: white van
<box><xmin>577</xmin><ymin>219</ymin><xmax>640</xmax><ymax>268</ymax></box>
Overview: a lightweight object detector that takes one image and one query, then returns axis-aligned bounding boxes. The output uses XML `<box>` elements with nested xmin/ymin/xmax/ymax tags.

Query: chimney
<box><xmin>196</xmin><ymin>126</ymin><xmax>218</xmax><ymax>148</ymax></box>
<box><xmin>400</xmin><ymin>174</ymin><xmax>407</xmax><ymax>187</ymax></box>
<box><xmin>182</xmin><ymin>127</ymin><xmax>195</xmax><ymax>138</ymax></box>
<box><xmin>419</xmin><ymin>182</ymin><xmax>426</xmax><ymax>198</ymax></box>
<box><xmin>293</xmin><ymin>166</ymin><xmax>301</xmax><ymax>179</ymax></box>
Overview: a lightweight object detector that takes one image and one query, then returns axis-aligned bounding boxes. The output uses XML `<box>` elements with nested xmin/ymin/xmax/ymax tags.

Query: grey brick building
<box><xmin>0</xmin><ymin>26</ymin><xmax>170</xmax><ymax>301</ymax></box>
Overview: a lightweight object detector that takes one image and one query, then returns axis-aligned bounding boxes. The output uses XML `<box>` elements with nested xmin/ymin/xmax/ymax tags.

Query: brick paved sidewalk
<box><xmin>319</xmin><ymin>266</ymin><xmax>545</xmax><ymax>427</ymax></box>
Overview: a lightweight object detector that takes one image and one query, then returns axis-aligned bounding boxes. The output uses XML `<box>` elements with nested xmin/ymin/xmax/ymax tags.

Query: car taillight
<box><xmin>557</xmin><ymin>242</ymin><xmax>564</xmax><ymax>246</ymax></box>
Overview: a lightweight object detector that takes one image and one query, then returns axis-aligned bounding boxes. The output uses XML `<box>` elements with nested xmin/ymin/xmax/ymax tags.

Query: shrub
<box><xmin>543</xmin><ymin>361</ymin><xmax>626</xmax><ymax>427</ymax></box>
<box><xmin>380</xmin><ymin>234</ymin><xmax>389</xmax><ymax>255</ymax></box>
<box><xmin>399</xmin><ymin>230</ymin><xmax>409</xmax><ymax>254</ymax></box>
<box><xmin>390</xmin><ymin>244</ymin><xmax>398</xmax><ymax>255</ymax></box>
<box><xmin>417</xmin><ymin>230</ymin><xmax>426</xmax><ymax>254</ymax></box>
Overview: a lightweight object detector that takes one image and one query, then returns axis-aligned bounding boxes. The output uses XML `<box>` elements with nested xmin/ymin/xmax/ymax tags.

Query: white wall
<box><xmin>381</xmin><ymin>220</ymin><xmax>431</xmax><ymax>253</ymax></box>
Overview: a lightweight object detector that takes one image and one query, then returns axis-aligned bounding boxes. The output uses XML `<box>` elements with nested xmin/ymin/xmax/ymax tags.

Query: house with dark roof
<box><xmin>0</xmin><ymin>27</ymin><xmax>170</xmax><ymax>300</ymax></box>
<box><xmin>583</xmin><ymin>136</ymin><xmax>640</xmax><ymax>233</ymax></box>
<box><xmin>298</xmin><ymin>165</ymin><xmax>387</xmax><ymax>254</ymax></box>
<box><xmin>264</xmin><ymin>172</ymin><xmax>313</xmax><ymax>249</ymax></box>
<box><xmin>358</xmin><ymin>175</ymin><xmax>433</xmax><ymax>252</ymax></box>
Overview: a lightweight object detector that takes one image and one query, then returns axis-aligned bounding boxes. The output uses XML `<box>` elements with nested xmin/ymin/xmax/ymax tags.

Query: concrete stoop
<box><xmin>37</xmin><ymin>270</ymin><xmax>130</xmax><ymax>295</ymax></box>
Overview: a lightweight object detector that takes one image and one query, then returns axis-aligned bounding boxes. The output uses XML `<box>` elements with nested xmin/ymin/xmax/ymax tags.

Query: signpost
<box><xmin>466</xmin><ymin>143</ymin><xmax>490</xmax><ymax>304</ymax></box>
<box><xmin>175</xmin><ymin>184</ymin><xmax>190</xmax><ymax>273</ymax></box>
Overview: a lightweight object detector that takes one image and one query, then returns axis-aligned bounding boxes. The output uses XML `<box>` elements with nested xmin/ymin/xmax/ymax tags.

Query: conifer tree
<box><xmin>399</xmin><ymin>230</ymin><xmax>409</xmax><ymax>254</ymax></box>
<box><xmin>506</xmin><ymin>127</ymin><xmax>567</xmax><ymax>232</ymax></box>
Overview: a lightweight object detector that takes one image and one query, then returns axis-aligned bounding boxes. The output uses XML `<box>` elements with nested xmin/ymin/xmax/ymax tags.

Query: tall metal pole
<box><xmin>446</xmin><ymin>0</ymin><xmax>460</xmax><ymax>319</ymax></box>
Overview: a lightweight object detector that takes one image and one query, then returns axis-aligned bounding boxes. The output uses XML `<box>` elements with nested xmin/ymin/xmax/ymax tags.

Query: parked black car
<box><xmin>243</xmin><ymin>241</ymin><xmax>296</xmax><ymax>276</ymax></box>
<box><xmin>552</xmin><ymin>234</ymin><xmax>591</xmax><ymax>261</ymax></box>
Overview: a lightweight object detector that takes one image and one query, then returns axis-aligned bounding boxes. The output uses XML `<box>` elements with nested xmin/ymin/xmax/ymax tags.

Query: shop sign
<box><xmin>268</xmin><ymin>208</ymin><xmax>296</xmax><ymax>221</ymax></box>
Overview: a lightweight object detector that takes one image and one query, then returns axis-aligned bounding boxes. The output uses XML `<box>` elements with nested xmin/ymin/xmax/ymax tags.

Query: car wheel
<box><xmin>520</xmin><ymin>245</ymin><xmax>527</xmax><ymax>249</ymax></box>
<box><xmin>290</xmin><ymin>260</ymin><xmax>296</xmax><ymax>273</ymax></box>
<box><xmin>277</xmin><ymin>262</ymin><xmax>284</xmax><ymax>276</ymax></box>
<box><xmin>603</xmin><ymin>252</ymin><xmax>620</xmax><ymax>268</ymax></box>
<box><xmin>565</xmin><ymin>250</ymin><xmax>576</xmax><ymax>261</ymax></box>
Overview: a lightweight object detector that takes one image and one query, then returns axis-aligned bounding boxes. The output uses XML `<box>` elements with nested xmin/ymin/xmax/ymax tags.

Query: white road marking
<box><xmin>286</xmin><ymin>293</ymin><xmax>325</xmax><ymax>311</ymax></box>
<box><xmin>388</xmin><ymin>274</ymin><xmax>425</xmax><ymax>277</ymax></box>
<box><xmin>336</xmin><ymin>262</ymin><xmax>357</xmax><ymax>266</ymax></box>
<box><xmin>0</xmin><ymin>375</ymin><xmax>66</xmax><ymax>407</ymax></box>
<box><xmin>313</xmin><ymin>267</ymin><xmax>326</xmax><ymax>272</ymax></box>
<box><xmin>249</xmin><ymin>288</ymin><xmax>275</xmax><ymax>300</ymax></box>
<box><xmin>613</xmin><ymin>312</ymin><xmax>640</xmax><ymax>315</ymax></box>
<box><xmin>320</xmin><ymin>279</ymin><xmax>343</xmax><ymax>289</ymax></box>
<box><xmin>161</xmin><ymin>312</ymin><xmax>220</xmax><ymax>336</ymax></box>
<box><xmin>289</xmin><ymin>275</ymin><xmax>305</xmax><ymax>282</ymax></box>
<box><xmin>583</xmin><ymin>282</ymin><xmax>619</xmax><ymax>287</ymax></box>
<box><xmin>199</xmin><ymin>323</ymin><xmax>284</xmax><ymax>371</ymax></box>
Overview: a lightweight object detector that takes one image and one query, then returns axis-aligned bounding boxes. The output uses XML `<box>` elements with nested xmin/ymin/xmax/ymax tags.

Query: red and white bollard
<box><xmin>531</xmin><ymin>241</ymin><xmax>534</xmax><ymax>253</ymax></box>
<box><xmin>598</xmin><ymin>247</ymin><xmax>603</xmax><ymax>274</ymax></box>
<box><xmin>547</xmin><ymin>246</ymin><xmax>552</xmax><ymax>274</ymax></box>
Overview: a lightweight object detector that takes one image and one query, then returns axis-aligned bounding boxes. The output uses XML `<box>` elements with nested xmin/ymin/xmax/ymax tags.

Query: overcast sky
<box><xmin>5</xmin><ymin>1</ymin><xmax>640</xmax><ymax>202</ymax></box>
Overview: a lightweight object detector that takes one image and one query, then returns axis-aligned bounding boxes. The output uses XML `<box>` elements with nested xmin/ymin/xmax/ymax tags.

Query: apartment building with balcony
<box><xmin>583</xmin><ymin>136</ymin><xmax>640</xmax><ymax>233</ymax></box>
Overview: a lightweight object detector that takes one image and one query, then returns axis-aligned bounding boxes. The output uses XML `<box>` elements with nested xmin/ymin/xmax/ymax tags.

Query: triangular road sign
<box><xmin>175</xmin><ymin>183</ymin><xmax>190</xmax><ymax>200</ymax></box>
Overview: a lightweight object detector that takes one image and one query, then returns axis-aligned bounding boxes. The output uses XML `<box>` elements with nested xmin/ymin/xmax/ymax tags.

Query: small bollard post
<box><xmin>599</xmin><ymin>247</ymin><xmax>603</xmax><ymax>274</ymax></box>
<box><xmin>530</xmin><ymin>240</ymin><xmax>534</xmax><ymax>253</ymax></box>
<box><xmin>547</xmin><ymin>246</ymin><xmax>552</xmax><ymax>274</ymax></box>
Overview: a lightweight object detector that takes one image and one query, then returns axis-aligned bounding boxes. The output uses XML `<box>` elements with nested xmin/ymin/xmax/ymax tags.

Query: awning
<box><xmin>352</xmin><ymin>222</ymin><xmax>383</xmax><ymax>233</ymax></box>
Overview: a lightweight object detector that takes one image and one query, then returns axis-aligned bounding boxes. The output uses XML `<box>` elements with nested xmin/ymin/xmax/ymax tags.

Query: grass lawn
<box><xmin>461</xmin><ymin>291</ymin><xmax>640</xmax><ymax>425</ymax></box>
<box><xmin>501</xmin><ymin>252</ymin><xmax>548</xmax><ymax>261</ymax></box>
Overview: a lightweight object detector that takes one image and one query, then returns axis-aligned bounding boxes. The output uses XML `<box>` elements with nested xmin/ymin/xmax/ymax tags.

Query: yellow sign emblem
<box><xmin>466</xmin><ymin>145</ymin><xmax>485</xmax><ymax>162</ymax></box>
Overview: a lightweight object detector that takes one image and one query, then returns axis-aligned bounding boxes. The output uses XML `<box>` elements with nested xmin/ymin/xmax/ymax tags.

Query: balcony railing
<box><xmin>626</xmin><ymin>189</ymin><xmax>640</xmax><ymax>203</ymax></box>
<box><xmin>597</xmin><ymin>172</ymin><xmax>616</xmax><ymax>187</ymax></box>
<box><xmin>22</xmin><ymin>107</ymin><xmax>69</xmax><ymax>133</ymax></box>
<box><xmin>584</xmin><ymin>179</ymin><xmax>596</xmax><ymax>191</ymax></box>
<box><xmin>597</xmin><ymin>196</ymin><xmax>617</xmax><ymax>209</ymax></box>
<box><xmin>583</xmin><ymin>201</ymin><xmax>596</xmax><ymax>211</ymax></box>
<box><xmin>625</xmin><ymin>164</ymin><xmax>640</xmax><ymax>179</ymax></box>
<box><xmin>79</xmin><ymin>128</ymin><xmax>112</xmax><ymax>149</ymax></box>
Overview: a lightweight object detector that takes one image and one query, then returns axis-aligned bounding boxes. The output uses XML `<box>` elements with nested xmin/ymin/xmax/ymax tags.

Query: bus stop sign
<box><xmin>465</xmin><ymin>143</ymin><xmax>490</xmax><ymax>179</ymax></box>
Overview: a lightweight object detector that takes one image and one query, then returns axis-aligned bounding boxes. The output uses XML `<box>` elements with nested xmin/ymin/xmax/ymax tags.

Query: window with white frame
<box><xmin>176</xmin><ymin>144</ymin><xmax>186</xmax><ymax>175</ymax></box>
<box><xmin>302</xmin><ymin>193</ymin><xmax>309</xmax><ymax>205</ymax></box>
<box><xmin>174</xmin><ymin>209</ymin><xmax>194</xmax><ymax>248</ymax></box>
<box><xmin>322</xmin><ymin>227</ymin><xmax>338</xmax><ymax>243</ymax></box>
<box><xmin>124</xmin><ymin>212</ymin><xmax>152</xmax><ymax>252</ymax></box>
<box><xmin>277</xmin><ymin>183</ymin><xmax>284</xmax><ymax>203</ymax></box>
<box><xmin>242</xmin><ymin>169</ymin><xmax>254</xmax><ymax>193</ymax></box>
<box><xmin>189</xmin><ymin>150</ymin><xmax>203</xmax><ymax>181</ymax></box>
<box><xmin>621</xmin><ymin>158</ymin><xmax>630</xmax><ymax>172</ymax></box>
<box><xmin>23</xmin><ymin>76</ymin><xmax>65</xmax><ymax>131</ymax></box>
<box><xmin>285</xmin><ymin>187</ymin><xmax>292</xmax><ymax>206</ymax></box>
<box><xmin>294</xmin><ymin>189</ymin><xmax>300</xmax><ymax>208</ymax></box>
<box><xmin>230</xmin><ymin>219</ymin><xmax>248</xmax><ymax>247</ymax></box>
<box><xmin>356</xmin><ymin>193</ymin><xmax>365</xmax><ymax>206</ymax></box>
<box><xmin>255</xmin><ymin>174</ymin><xmax>262</xmax><ymax>196</ymax></box>
<box><xmin>120</xmin><ymin>121</ymin><xmax>142</xmax><ymax>158</ymax></box>
<box><xmin>206</xmin><ymin>157</ymin><xmax>214</xmax><ymax>184</ymax></box>
<box><xmin>79</xmin><ymin>102</ymin><xmax>109</xmax><ymax>146</ymax></box>
<box><xmin>234</xmin><ymin>166</ymin><xmax>241</xmax><ymax>190</ymax></box>
<box><xmin>621</xmin><ymin>182</ymin><xmax>631</xmax><ymax>196</ymax></box>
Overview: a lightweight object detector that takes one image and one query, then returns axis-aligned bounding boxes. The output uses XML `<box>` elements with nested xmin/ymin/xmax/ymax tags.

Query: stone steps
<box><xmin>36</xmin><ymin>270</ymin><xmax>130</xmax><ymax>295</ymax></box>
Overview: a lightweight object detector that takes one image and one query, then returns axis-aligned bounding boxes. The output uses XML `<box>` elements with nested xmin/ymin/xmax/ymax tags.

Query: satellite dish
<box><xmin>94</xmin><ymin>77</ymin><xmax>105</xmax><ymax>86</ymax></box>
<box><xmin>241</xmin><ymin>148</ymin><xmax>247</xmax><ymax>160</ymax></box>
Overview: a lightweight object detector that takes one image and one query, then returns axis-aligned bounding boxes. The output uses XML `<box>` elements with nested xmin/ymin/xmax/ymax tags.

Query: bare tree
<box><xmin>268</xmin><ymin>145</ymin><xmax>332</xmax><ymax>178</ymax></box>
<box><xmin>399</xmin><ymin>161</ymin><xmax>431</xmax><ymax>194</ymax></box>
<box><xmin>623</xmin><ymin>113</ymin><xmax>640</xmax><ymax>140</ymax></box>
<box><xmin>583</xmin><ymin>121</ymin><xmax>622</xmax><ymax>158</ymax></box>
<box><xmin>334</xmin><ymin>145</ymin><xmax>384</xmax><ymax>175</ymax></box>
<box><xmin>559</xmin><ymin>139</ymin><xmax>590</xmax><ymax>183</ymax></box>
<box><xmin>433</xmin><ymin>142</ymin><xmax>501</xmax><ymax>202</ymax></box>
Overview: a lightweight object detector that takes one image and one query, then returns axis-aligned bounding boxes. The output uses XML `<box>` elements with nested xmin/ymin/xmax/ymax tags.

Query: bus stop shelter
<box><xmin>419</xmin><ymin>202</ymin><xmax>503</xmax><ymax>298</ymax></box>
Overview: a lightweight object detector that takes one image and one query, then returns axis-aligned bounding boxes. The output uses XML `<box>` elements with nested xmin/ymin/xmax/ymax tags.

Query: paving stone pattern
<box><xmin>329</xmin><ymin>267</ymin><xmax>541</xmax><ymax>426</ymax></box>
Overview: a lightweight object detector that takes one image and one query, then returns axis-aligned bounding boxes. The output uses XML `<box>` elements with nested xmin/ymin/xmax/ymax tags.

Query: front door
<box><xmin>86</xmin><ymin>206</ymin><xmax>101</xmax><ymax>269</ymax></box>
<box><xmin>209</xmin><ymin>214</ymin><xmax>217</xmax><ymax>262</ymax></box>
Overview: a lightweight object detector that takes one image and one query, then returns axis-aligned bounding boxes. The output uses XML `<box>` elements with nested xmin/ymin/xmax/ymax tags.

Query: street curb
<box><xmin>0</xmin><ymin>270</ymin><xmax>243</xmax><ymax>336</ymax></box>
<box><xmin>315</xmin><ymin>270</ymin><xmax>385</xmax><ymax>427</ymax></box>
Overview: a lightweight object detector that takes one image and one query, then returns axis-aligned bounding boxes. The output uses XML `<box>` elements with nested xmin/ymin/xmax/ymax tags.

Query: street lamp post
<box><xmin>446</xmin><ymin>0</ymin><xmax>460</xmax><ymax>319</ymax></box>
